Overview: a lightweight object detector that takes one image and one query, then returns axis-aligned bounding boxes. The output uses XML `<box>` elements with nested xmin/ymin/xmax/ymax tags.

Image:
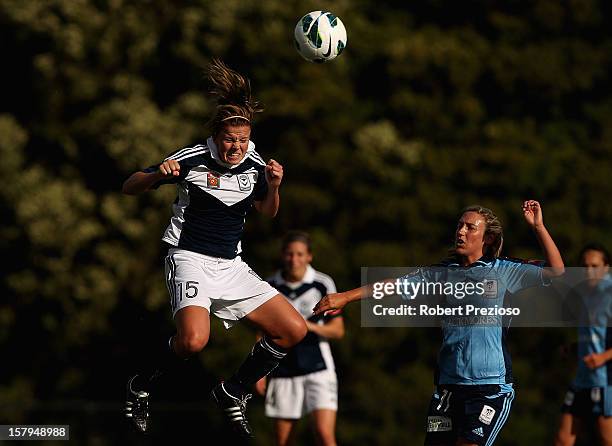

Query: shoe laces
<box><xmin>238</xmin><ymin>393</ymin><xmax>253</xmax><ymax>410</ymax></box>
<box><xmin>236</xmin><ymin>393</ymin><xmax>252</xmax><ymax>413</ymax></box>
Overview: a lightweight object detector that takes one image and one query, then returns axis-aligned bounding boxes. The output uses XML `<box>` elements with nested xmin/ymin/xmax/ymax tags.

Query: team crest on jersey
<box><xmin>237</xmin><ymin>174</ymin><xmax>251</xmax><ymax>191</ymax></box>
<box><xmin>207</xmin><ymin>172</ymin><xmax>220</xmax><ymax>188</ymax></box>
<box><xmin>483</xmin><ymin>279</ymin><xmax>498</xmax><ymax>298</ymax></box>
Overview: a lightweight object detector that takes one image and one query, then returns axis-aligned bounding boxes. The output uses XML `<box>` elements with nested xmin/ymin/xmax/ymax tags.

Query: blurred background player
<box><xmin>314</xmin><ymin>201</ymin><xmax>564</xmax><ymax>446</ymax></box>
<box><xmin>555</xmin><ymin>244</ymin><xmax>612</xmax><ymax>446</ymax></box>
<box><xmin>256</xmin><ymin>231</ymin><xmax>344</xmax><ymax>446</ymax></box>
<box><xmin>121</xmin><ymin>59</ymin><xmax>306</xmax><ymax>438</ymax></box>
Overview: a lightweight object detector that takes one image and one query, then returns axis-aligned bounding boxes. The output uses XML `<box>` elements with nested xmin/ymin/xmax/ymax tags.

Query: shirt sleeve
<box><xmin>327</xmin><ymin>277</ymin><xmax>337</xmax><ymax>294</ymax></box>
<box><xmin>322</xmin><ymin>277</ymin><xmax>341</xmax><ymax>320</ymax></box>
<box><xmin>398</xmin><ymin>267</ymin><xmax>439</xmax><ymax>300</ymax></box>
<box><xmin>141</xmin><ymin>160</ymin><xmax>188</xmax><ymax>189</ymax></box>
<box><xmin>253</xmin><ymin>166</ymin><xmax>269</xmax><ymax>201</ymax></box>
<box><xmin>498</xmin><ymin>259</ymin><xmax>547</xmax><ymax>294</ymax></box>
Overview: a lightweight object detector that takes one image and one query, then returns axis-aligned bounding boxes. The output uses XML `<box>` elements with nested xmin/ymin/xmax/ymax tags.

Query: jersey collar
<box><xmin>445</xmin><ymin>255</ymin><xmax>495</xmax><ymax>267</ymax></box>
<box><xmin>207</xmin><ymin>136</ymin><xmax>256</xmax><ymax>169</ymax></box>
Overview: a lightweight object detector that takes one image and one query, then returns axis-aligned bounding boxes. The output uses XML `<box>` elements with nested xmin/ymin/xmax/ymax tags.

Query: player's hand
<box><xmin>313</xmin><ymin>293</ymin><xmax>348</xmax><ymax>316</ymax></box>
<box><xmin>254</xmin><ymin>377</ymin><xmax>267</xmax><ymax>396</ymax></box>
<box><xmin>522</xmin><ymin>200</ymin><xmax>543</xmax><ymax>229</ymax></box>
<box><xmin>583</xmin><ymin>352</ymin><xmax>607</xmax><ymax>369</ymax></box>
<box><xmin>265</xmin><ymin>159</ymin><xmax>283</xmax><ymax>188</ymax></box>
<box><xmin>158</xmin><ymin>159</ymin><xmax>181</xmax><ymax>177</ymax></box>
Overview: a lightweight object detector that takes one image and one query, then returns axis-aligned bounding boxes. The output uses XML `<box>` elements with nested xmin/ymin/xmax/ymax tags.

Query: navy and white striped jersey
<box><xmin>144</xmin><ymin>137</ymin><xmax>268</xmax><ymax>259</ymax></box>
<box><xmin>268</xmin><ymin>265</ymin><xmax>339</xmax><ymax>377</ymax></box>
<box><xmin>573</xmin><ymin>275</ymin><xmax>612</xmax><ymax>388</ymax></box>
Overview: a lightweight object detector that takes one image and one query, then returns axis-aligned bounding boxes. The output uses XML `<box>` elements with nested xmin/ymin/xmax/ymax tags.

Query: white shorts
<box><xmin>265</xmin><ymin>369</ymin><xmax>338</xmax><ymax>419</ymax></box>
<box><xmin>164</xmin><ymin>248</ymin><xmax>278</xmax><ymax>328</ymax></box>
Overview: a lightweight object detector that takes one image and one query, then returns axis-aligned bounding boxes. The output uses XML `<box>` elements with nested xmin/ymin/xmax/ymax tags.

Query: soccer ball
<box><xmin>294</xmin><ymin>11</ymin><xmax>347</xmax><ymax>63</ymax></box>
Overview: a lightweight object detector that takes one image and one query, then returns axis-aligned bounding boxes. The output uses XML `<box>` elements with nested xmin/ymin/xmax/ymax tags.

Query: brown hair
<box><xmin>281</xmin><ymin>231</ymin><xmax>312</xmax><ymax>253</ymax></box>
<box><xmin>580</xmin><ymin>243</ymin><xmax>611</xmax><ymax>266</ymax></box>
<box><xmin>207</xmin><ymin>58</ymin><xmax>263</xmax><ymax>136</ymax></box>
<box><xmin>460</xmin><ymin>205</ymin><xmax>504</xmax><ymax>258</ymax></box>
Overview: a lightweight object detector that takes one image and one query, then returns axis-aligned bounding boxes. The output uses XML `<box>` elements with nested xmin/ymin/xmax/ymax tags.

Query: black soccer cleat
<box><xmin>125</xmin><ymin>375</ymin><xmax>150</xmax><ymax>433</ymax></box>
<box><xmin>210</xmin><ymin>382</ymin><xmax>254</xmax><ymax>439</ymax></box>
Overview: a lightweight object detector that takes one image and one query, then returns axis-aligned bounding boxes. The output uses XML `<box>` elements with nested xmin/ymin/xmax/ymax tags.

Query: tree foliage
<box><xmin>1</xmin><ymin>0</ymin><xmax>611</xmax><ymax>444</ymax></box>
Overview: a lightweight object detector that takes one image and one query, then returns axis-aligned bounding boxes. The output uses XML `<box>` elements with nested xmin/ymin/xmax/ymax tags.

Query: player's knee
<box><xmin>286</xmin><ymin>317</ymin><xmax>307</xmax><ymax>347</ymax></box>
<box><xmin>176</xmin><ymin>332</ymin><xmax>209</xmax><ymax>355</ymax></box>
<box><xmin>267</xmin><ymin>315</ymin><xmax>307</xmax><ymax>349</ymax></box>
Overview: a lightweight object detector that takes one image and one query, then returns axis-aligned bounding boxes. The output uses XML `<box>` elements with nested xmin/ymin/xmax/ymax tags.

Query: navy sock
<box><xmin>227</xmin><ymin>337</ymin><xmax>288</xmax><ymax>397</ymax></box>
<box><xmin>134</xmin><ymin>336</ymin><xmax>183</xmax><ymax>392</ymax></box>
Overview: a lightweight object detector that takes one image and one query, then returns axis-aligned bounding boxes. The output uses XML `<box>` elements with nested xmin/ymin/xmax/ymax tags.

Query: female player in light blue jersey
<box><xmin>555</xmin><ymin>244</ymin><xmax>612</xmax><ymax>446</ymax></box>
<box><xmin>122</xmin><ymin>59</ymin><xmax>307</xmax><ymax>439</ymax></box>
<box><xmin>314</xmin><ymin>201</ymin><xmax>564</xmax><ymax>446</ymax></box>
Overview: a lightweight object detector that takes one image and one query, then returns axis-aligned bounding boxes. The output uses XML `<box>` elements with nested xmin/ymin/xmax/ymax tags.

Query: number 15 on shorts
<box><xmin>170</xmin><ymin>281</ymin><xmax>199</xmax><ymax>311</ymax></box>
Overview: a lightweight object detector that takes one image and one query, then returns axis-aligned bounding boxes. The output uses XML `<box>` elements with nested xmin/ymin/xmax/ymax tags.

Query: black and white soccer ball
<box><xmin>294</xmin><ymin>11</ymin><xmax>347</xmax><ymax>63</ymax></box>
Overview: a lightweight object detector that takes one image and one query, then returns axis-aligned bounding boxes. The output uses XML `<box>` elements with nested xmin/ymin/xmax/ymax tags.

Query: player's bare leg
<box><xmin>173</xmin><ymin>306</ymin><xmax>211</xmax><ymax>357</ymax></box>
<box><xmin>310</xmin><ymin>409</ymin><xmax>337</xmax><ymax>446</ymax></box>
<box><xmin>554</xmin><ymin>413</ymin><xmax>579</xmax><ymax>446</ymax></box>
<box><xmin>125</xmin><ymin>306</ymin><xmax>209</xmax><ymax>433</ymax></box>
<box><xmin>211</xmin><ymin>295</ymin><xmax>306</xmax><ymax>438</ymax></box>
<box><xmin>597</xmin><ymin>415</ymin><xmax>612</xmax><ymax>446</ymax></box>
<box><xmin>274</xmin><ymin>418</ymin><xmax>298</xmax><ymax>446</ymax></box>
<box><xmin>246</xmin><ymin>294</ymin><xmax>308</xmax><ymax>348</ymax></box>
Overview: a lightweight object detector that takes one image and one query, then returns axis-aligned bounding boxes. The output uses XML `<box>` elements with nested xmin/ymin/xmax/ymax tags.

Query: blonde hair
<box><xmin>207</xmin><ymin>58</ymin><xmax>263</xmax><ymax>136</ymax></box>
<box><xmin>460</xmin><ymin>205</ymin><xmax>504</xmax><ymax>258</ymax></box>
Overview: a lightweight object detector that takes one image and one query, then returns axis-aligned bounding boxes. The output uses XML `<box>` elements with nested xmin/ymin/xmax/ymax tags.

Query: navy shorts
<box><xmin>424</xmin><ymin>384</ymin><xmax>515</xmax><ymax>446</ymax></box>
<box><xmin>561</xmin><ymin>386</ymin><xmax>612</xmax><ymax>418</ymax></box>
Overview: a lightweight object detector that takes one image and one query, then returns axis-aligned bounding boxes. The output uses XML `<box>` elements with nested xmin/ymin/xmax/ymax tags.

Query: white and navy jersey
<box><xmin>144</xmin><ymin>137</ymin><xmax>268</xmax><ymax>259</ymax></box>
<box><xmin>268</xmin><ymin>265</ymin><xmax>339</xmax><ymax>377</ymax></box>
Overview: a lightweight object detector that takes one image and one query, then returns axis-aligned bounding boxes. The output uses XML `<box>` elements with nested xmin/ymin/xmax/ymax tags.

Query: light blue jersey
<box><xmin>573</xmin><ymin>276</ymin><xmax>612</xmax><ymax>389</ymax></box>
<box><xmin>401</xmin><ymin>256</ymin><xmax>546</xmax><ymax>385</ymax></box>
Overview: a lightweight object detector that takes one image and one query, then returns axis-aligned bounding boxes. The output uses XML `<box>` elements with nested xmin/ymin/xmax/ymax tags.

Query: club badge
<box><xmin>207</xmin><ymin>172</ymin><xmax>220</xmax><ymax>188</ymax></box>
<box><xmin>237</xmin><ymin>174</ymin><xmax>251</xmax><ymax>191</ymax></box>
<box><xmin>483</xmin><ymin>279</ymin><xmax>498</xmax><ymax>298</ymax></box>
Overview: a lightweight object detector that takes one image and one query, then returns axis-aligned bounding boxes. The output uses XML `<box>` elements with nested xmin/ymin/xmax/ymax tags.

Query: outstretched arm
<box><xmin>313</xmin><ymin>275</ymin><xmax>415</xmax><ymax>316</ymax></box>
<box><xmin>254</xmin><ymin>159</ymin><xmax>283</xmax><ymax>217</ymax></box>
<box><xmin>122</xmin><ymin>159</ymin><xmax>181</xmax><ymax>195</ymax></box>
<box><xmin>522</xmin><ymin>200</ymin><xmax>564</xmax><ymax>277</ymax></box>
<box><xmin>313</xmin><ymin>284</ymin><xmax>377</xmax><ymax>316</ymax></box>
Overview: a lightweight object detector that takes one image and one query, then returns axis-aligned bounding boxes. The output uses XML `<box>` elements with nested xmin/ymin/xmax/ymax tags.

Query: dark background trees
<box><xmin>1</xmin><ymin>1</ymin><xmax>611</xmax><ymax>444</ymax></box>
